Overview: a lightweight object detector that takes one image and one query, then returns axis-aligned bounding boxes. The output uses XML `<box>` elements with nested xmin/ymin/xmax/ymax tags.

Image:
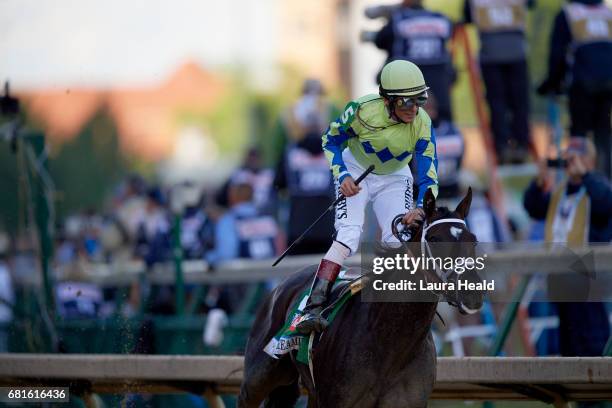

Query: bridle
<box><xmin>392</xmin><ymin>214</ymin><xmax>468</xmax><ymax>309</ymax></box>
<box><xmin>420</xmin><ymin>218</ymin><xmax>467</xmax><ymax>282</ymax></box>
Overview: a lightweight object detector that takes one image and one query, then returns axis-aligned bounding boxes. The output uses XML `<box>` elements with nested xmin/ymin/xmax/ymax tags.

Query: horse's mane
<box><xmin>371</xmin><ymin>206</ymin><xmax>455</xmax><ymax>259</ymax></box>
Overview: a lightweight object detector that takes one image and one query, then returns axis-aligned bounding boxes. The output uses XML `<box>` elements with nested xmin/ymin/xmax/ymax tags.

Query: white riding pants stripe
<box><xmin>334</xmin><ymin>149</ymin><xmax>414</xmax><ymax>254</ymax></box>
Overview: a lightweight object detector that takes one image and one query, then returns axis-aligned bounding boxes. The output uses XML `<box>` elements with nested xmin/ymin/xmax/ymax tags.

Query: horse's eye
<box><xmin>428</xmin><ymin>236</ymin><xmax>440</xmax><ymax>243</ymax></box>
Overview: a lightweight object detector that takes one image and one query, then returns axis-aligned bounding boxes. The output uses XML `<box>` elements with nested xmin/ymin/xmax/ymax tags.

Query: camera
<box><xmin>547</xmin><ymin>158</ymin><xmax>568</xmax><ymax>168</ymax></box>
<box><xmin>364</xmin><ymin>4</ymin><xmax>400</xmax><ymax>19</ymax></box>
<box><xmin>361</xmin><ymin>3</ymin><xmax>402</xmax><ymax>43</ymax></box>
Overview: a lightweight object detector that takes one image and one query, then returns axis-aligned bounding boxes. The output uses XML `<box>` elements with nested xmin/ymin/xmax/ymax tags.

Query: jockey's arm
<box><xmin>322</xmin><ymin>117</ymin><xmax>357</xmax><ymax>184</ymax></box>
<box><xmin>414</xmin><ymin>126</ymin><xmax>439</xmax><ymax>207</ymax></box>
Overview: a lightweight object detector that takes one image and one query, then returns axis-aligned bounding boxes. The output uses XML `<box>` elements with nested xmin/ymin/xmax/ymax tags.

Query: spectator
<box><xmin>205</xmin><ymin>183</ymin><xmax>280</xmax><ymax>316</ymax></box>
<box><xmin>524</xmin><ymin>137</ymin><xmax>611</xmax><ymax>356</ymax></box>
<box><xmin>179</xmin><ymin>190</ymin><xmax>215</xmax><ymax>260</ymax></box>
<box><xmin>56</xmin><ymin>281</ymin><xmax>103</xmax><ymax>320</ymax></box>
<box><xmin>215</xmin><ymin>147</ymin><xmax>275</xmax><ymax>214</ymax></box>
<box><xmin>80</xmin><ymin>209</ymin><xmax>104</xmax><ymax>262</ymax></box>
<box><xmin>114</xmin><ymin>175</ymin><xmax>148</xmax><ymax>242</ymax></box>
<box><xmin>54</xmin><ymin>226</ymin><xmax>78</xmax><ymax>267</ymax></box>
<box><xmin>270</xmin><ymin>79</ymin><xmax>339</xmax><ymax>164</ymax></box>
<box><xmin>464</xmin><ymin>0</ymin><xmax>533</xmax><ymax>163</ymax></box>
<box><xmin>537</xmin><ymin>0</ymin><xmax>612</xmax><ymax>178</ymax></box>
<box><xmin>374</xmin><ymin>0</ymin><xmax>455</xmax><ymax>122</ymax></box>
<box><xmin>134</xmin><ymin>187</ymin><xmax>172</xmax><ymax>268</ymax></box>
<box><xmin>274</xmin><ymin>131</ymin><xmax>335</xmax><ymax>255</ymax></box>
<box><xmin>98</xmin><ymin>215</ymin><xmax>129</xmax><ymax>262</ymax></box>
<box><xmin>207</xmin><ymin>183</ymin><xmax>279</xmax><ymax>266</ymax></box>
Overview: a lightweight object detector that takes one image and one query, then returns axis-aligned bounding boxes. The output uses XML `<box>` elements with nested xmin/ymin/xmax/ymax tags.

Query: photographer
<box><xmin>524</xmin><ymin>138</ymin><xmax>611</xmax><ymax>244</ymax></box>
<box><xmin>523</xmin><ymin>137</ymin><xmax>611</xmax><ymax>356</ymax></box>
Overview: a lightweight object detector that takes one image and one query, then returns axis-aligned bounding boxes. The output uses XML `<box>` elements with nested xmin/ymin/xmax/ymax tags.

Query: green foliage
<box><xmin>49</xmin><ymin>109</ymin><xmax>128</xmax><ymax>219</ymax></box>
<box><xmin>250</xmin><ymin>92</ymin><xmax>287</xmax><ymax>166</ymax></box>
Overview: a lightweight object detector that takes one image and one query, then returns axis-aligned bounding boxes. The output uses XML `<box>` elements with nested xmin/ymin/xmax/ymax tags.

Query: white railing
<box><xmin>0</xmin><ymin>354</ymin><xmax>610</xmax><ymax>407</ymax></box>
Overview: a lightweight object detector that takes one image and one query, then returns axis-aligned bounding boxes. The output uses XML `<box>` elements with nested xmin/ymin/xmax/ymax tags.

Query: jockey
<box><xmin>296</xmin><ymin>60</ymin><xmax>439</xmax><ymax>334</ymax></box>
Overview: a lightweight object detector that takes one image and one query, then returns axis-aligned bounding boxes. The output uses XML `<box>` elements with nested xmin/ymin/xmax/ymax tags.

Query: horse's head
<box><xmin>413</xmin><ymin>187</ymin><xmax>485</xmax><ymax>315</ymax></box>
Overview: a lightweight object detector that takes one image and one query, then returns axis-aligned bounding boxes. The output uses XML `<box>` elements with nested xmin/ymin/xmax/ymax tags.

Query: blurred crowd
<box><xmin>0</xmin><ymin>0</ymin><xmax>610</xmax><ymax>359</ymax></box>
<box><xmin>0</xmin><ymin>71</ymin><xmax>607</xmax><ymax>357</ymax></box>
<box><xmin>367</xmin><ymin>0</ymin><xmax>611</xmax><ymax>174</ymax></box>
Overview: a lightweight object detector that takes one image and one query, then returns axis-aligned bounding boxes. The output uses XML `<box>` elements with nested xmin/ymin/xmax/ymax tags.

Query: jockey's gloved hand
<box><xmin>401</xmin><ymin>208</ymin><xmax>425</xmax><ymax>229</ymax></box>
<box><xmin>339</xmin><ymin>176</ymin><xmax>361</xmax><ymax>197</ymax></box>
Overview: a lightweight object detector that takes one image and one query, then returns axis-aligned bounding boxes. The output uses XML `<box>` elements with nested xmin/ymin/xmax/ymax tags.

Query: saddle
<box><xmin>263</xmin><ymin>267</ymin><xmax>365</xmax><ymax>363</ymax></box>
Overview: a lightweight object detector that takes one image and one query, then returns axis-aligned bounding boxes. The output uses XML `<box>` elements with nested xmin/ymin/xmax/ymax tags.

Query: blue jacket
<box><xmin>206</xmin><ymin>202</ymin><xmax>277</xmax><ymax>266</ymax></box>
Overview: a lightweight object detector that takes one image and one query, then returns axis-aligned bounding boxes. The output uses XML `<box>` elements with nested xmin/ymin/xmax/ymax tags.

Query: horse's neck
<box><xmin>372</xmin><ymin>299</ymin><xmax>437</xmax><ymax>328</ymax></box>
<box><xmin>363</xmin><ymin>300</ymin><xmax>437</xmax><ymax>364</ymax></box>
<box><xmin>367</xmin><ymin>292</ymin><xmax>438</xmax><ymax>346</ymax></box>
<box><xmin>368</xmin><ymin>232</ymin><xmax>437</xmax><ymax>341</ymax></box>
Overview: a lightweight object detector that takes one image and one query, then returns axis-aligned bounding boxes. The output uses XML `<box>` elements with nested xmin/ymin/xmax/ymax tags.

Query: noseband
<box><xmin>420</xmin><ymin>218</ymin><xmax>467</xmax><ymax>282</ymax></box>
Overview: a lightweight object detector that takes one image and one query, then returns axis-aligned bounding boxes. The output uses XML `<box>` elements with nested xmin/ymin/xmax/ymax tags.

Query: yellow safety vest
<box><xmin>470</xmin><ymin>0</ymin><xmax>528</xmax><ymax>32</ymax></box>
<box><xmin>564</xmin><ymin>3</ymin><xmax>612</xmax><ymax>47</ymax></box>
<box><xmin>544</xmin><ymin>182</ymin><xmax>590</xmax><ymax>246</ymax></box>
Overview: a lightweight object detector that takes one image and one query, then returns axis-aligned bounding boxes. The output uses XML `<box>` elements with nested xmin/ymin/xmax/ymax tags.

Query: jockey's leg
<box><xmin>294</xmin><ymin>242</ymin><xmax>350</xmax><ymax>334</ymax></box>
<box><xmin>296</xmin><ymin>170</ymin><xmax>369</xmax><ymax>334</ymax></box>
<box><xmin>372</xmin><ymin>171</ymin><xmax>414</xmax><ymax>245</ymax></box>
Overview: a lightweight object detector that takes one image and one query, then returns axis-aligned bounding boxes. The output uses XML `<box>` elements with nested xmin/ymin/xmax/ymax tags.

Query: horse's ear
<box><xmin>423</xmin><ymin>188</ymin><xmax>436</xmax><ymax>219</ymax></box>
<box><xmin>455</xmin><ymin>187</ymin><xmax>472</xmax><ymax>219</ymax></box>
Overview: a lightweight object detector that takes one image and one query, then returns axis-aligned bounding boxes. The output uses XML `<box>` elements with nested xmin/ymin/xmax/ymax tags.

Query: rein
<box><xmin>420</xmin><ymin>218</ymin><xmax>467</xmax><ymax>282</ymax></box>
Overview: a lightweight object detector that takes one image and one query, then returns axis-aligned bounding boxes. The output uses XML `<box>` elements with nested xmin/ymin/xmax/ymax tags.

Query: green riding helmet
<box><xmin>379</xmin><ymin>60</ymin><xmax>429</xmax><ymax>98</ymax></box>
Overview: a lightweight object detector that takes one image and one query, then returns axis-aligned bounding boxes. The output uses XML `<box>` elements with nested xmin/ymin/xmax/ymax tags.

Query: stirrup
<box><xmin>295</xmin><ymin>308</ymin><xmax>328</xmax><ymax>334</ymax></box>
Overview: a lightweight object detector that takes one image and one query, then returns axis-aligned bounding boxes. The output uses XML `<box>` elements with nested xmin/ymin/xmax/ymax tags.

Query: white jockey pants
<box><xmin>334</xmin><ymin>149</ymin><xmax>414</xmax><ymax>254</ymax></box>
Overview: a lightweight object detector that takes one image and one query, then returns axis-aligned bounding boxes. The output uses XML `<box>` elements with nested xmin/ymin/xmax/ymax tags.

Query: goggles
<box><xmin>393</xmin><ymin>93</ymin><xmax>428</xmax><ymax>110</ymax></box>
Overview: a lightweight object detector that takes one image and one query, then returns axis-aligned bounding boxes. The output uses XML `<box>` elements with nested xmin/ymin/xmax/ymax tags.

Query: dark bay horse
<box><xmin>238</xmin><ymin>188</ymin><xmax>484</xmax><ymax>408</ymax></box>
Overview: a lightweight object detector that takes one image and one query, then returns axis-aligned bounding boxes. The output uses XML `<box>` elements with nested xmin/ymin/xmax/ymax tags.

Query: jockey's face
<box><xmin>394</xmin><ymin>103</ymin><xmax>418</xmax><ymax>123</ymax></box>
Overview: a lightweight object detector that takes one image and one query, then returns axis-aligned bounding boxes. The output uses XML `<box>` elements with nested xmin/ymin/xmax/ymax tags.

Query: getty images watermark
<box><xmin>358</xmin><ymin>242</ymin><xmax>612</xmax><ymax>303</ymax></box>
<box><xmin>371</xmin><ymin>252</ymin><xmax>493</xmax><ymax>292</ymax></box>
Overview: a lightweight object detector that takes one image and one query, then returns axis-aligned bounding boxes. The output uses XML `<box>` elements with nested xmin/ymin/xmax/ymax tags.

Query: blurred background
<box><xmin>0</xmin><ymin>0</ymin><xmax>611</xmax><ymax>406</ymax></box>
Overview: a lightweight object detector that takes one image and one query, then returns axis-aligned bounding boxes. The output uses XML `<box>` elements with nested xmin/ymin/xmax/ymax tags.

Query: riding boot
<box><xmin>295</xmin><ymin>259</ymin><xmax>341</xmax><ymax>334</ymax></box>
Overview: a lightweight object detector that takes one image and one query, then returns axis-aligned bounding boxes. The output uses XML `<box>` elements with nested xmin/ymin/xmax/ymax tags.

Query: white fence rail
<box><xmin>0</xmin><ymin>354</ymin><xmax>610</xmax><ymax>407</ymax></box>
<box><xmin>14</xmin><ymin>245</ymin><xmax>612</xmax><ymax>287</ymax></box>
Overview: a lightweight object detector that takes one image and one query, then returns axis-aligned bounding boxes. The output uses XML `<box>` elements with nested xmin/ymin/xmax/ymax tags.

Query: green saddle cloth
<box><xmin>263</xmin><ymin>272</ymin><xmax>363</xmax><ymax>364</ymax></box>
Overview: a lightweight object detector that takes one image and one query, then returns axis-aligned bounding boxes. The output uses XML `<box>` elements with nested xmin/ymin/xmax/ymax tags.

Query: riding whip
<box><xmin>272</xmin><ymin>164</ymin><xmax>375</xmax><ymax>267</ymax></box>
